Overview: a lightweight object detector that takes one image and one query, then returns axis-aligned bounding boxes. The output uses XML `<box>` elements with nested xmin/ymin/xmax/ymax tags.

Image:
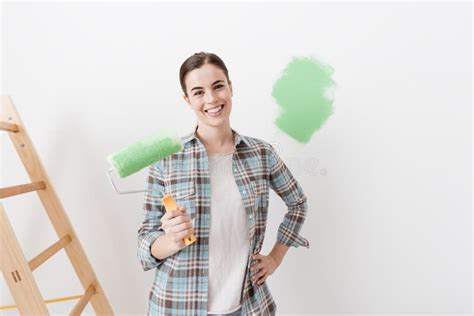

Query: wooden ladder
<box><xmin>0</xmin><ymin>96</ymin><xmax>114</xmax><ymax>315</ymax></box>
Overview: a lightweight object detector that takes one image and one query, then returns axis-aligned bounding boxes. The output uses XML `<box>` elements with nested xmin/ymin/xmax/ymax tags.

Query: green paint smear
<box><xmin>272</xmin><ymin>56</ymin><xmax>335</xmax><ymax>143</ymax></box>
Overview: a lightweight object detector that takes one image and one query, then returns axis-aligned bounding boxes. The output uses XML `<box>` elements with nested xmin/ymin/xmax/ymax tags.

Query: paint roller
<box><xmin>106</xmin><ymin>128</ymin><xmax>197</xmax><ymax>246</ymax></box>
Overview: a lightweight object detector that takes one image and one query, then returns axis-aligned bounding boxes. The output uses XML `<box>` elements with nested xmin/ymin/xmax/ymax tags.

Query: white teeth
<box><xmin>206</xmin><ymin>105</ymin><xmax>223</xmax><ymax>114</ymax></box>
<box><xmin>208</xmin><ymin>106</ymin><xmax>222</xmax><ymax>113</ymax></box>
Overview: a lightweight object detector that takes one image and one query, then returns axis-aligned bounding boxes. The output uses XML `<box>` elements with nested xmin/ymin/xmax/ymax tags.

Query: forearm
<box><xmin>269</xmin><ymin>241</ymin><xmax>289</xmax><ymax>266</ymax></box>
<box><xmin>151</xmin><ymin>234</ymin><xmax>180</xmax><ymax>260</ymax></box>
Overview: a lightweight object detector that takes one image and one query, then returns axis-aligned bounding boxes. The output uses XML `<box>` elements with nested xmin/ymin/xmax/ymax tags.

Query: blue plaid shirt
<box><xmin>137</xmin><ymin>125</ymin><xmax>309</xmax><ymax>315</ymax></box>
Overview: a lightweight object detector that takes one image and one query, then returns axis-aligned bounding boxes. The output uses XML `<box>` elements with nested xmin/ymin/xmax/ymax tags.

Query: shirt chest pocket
<box><xmin>165</xmin><ymin>181</ymin><xmax>197</xmax><ymax>221</ymax></box>
<box><xmin>249</xmin><ymin>179</ymin><xmax>267</xmax><ymax>206</ymax></box>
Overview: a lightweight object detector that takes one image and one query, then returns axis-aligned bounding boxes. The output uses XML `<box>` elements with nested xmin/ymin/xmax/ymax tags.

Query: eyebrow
<box><xmin>190</xmin><ymin>80</ymin><xmax>224</xmax><ymax>92</ymax></box>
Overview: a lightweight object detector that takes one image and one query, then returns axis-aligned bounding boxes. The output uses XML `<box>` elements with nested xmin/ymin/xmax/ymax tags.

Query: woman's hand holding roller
<box><xmin>160</xmin><ymin>206</ymin><xmax>194</xmax><ymax>251</ymax></box>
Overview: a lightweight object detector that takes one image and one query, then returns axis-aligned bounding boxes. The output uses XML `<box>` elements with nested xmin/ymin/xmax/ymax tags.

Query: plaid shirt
<box><xmin>137</xmin><ymin>125</ymin><xmax>310</xmax><ymax>315</ymax></box>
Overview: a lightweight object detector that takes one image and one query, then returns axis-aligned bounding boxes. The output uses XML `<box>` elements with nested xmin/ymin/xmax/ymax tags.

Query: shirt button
<box><xmin>201</xmin><ymin>271</ymin><xmax>205</xmax><ymax>275</ymax></box>
<box><xmin>242</xmin><ymin>190</ymin><xmax>246</xmax><ymax>195</ymax></box>
<box><xmin>249</xmin><ymin>214</ymin><xmax>253</xmax><ymax>219</ymax></box>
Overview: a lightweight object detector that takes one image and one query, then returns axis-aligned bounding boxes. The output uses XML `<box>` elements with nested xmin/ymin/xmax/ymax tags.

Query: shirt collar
<box><xmin>182</xmin><ymin>124</ymin><xmax>249</xmax><ymax>147</ymax></box>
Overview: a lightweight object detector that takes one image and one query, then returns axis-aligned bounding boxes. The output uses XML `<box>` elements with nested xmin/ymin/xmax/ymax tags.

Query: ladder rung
<box><xmin>29</xmin><ymin>235</ymin><xmax>73</xmax><ymax>271</ymax></box>
<box><xmin>70</xmin><ymin>284</ymin><xmax>96</xmax><ymax>316</ymax></box>
<box><xmin>0</xmin><ymin>294</ymin><xmax>82</xmax><ymax>311</ymax></box>
<box><xmin>0</xmin><ymin>181</ymin><xmax>46</xmax><ymax>198</ymax></box>
<box><xmin>0</xmin><ymin>121</ymin><xmax>19</xmax><ymax>132</ymax></box>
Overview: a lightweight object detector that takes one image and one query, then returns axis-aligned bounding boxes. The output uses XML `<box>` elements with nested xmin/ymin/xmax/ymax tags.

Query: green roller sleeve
<box><xmin>107</xmin><ymin>128</ymin><xmax>183</xmax><ymax>178</ymax></box>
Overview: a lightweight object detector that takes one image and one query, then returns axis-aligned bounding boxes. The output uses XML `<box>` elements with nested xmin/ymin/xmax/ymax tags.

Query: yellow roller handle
<box><xmin>161</xmin><ymin>194</ymin><xmax>197</xmax><ymax>246</ymax></box>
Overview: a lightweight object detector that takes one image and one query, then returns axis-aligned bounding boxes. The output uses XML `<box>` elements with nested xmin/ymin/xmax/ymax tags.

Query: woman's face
<box><xmin>183</xmin><ymin>63</ymin><xmax>233</xmax><ymax>128</ymax></box>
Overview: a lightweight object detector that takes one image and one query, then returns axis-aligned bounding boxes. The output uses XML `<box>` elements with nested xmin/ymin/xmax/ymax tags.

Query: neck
<box><xmin>195</xmin><ymin>123</ymin><xmax>234</xmax><ymax>148</ymax></box>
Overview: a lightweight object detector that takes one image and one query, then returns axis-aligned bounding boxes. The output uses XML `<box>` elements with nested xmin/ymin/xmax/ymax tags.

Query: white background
<box><xmin>1</xmin><ymin>2</ymin><xmax>471</xmax><ymax>315</ymax></box>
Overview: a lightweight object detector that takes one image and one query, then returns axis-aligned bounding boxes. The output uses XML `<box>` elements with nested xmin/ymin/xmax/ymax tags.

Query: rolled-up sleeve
<box><xmin>137</xmin><ymin>162</ymin><xmax>167</xmax><ymax>271</ymax></box>
<box><xmin>268</xmin><ymin>144</ymin><xmax>310</xmax><ymax>249</ymax></box>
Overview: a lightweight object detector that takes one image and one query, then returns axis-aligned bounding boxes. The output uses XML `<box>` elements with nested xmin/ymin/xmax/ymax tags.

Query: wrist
<box><xmin>168</xmin><ymin>234</ymin><xmax>186</xmax><ymax>253</ymax></box>
<box><xmin>268</xmin><ymin>253</ymin><xmax>282</xmax><ymax>266</ymax></box>
<box><xmin>269</xmin><ymin>242</ymin><xmax>289</xmax><ymax>266</ymax></box>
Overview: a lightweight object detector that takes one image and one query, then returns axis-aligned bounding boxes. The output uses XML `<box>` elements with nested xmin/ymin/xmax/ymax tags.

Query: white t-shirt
<box><xmin>207</xmin><ymin>151</ymin><xmax>250</xmax><ymax>315</ymax></box>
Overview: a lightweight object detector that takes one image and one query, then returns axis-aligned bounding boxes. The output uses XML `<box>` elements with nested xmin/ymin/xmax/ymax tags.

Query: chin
<box><xmin>198</xmin><ymin>118</ymin><xmax>229</xmax><ymax>128</ymax></box>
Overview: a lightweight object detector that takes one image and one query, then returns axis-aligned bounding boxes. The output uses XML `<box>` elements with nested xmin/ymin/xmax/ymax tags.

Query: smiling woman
<box><xmin>137</xmin><ymin>52</ymin><xmax>310</xmax><ymax>316</ymax></box>
<box><xmin>181</xmin><ymin>54</ymin><xmax>234</xmax><ymax>138</ymax></box>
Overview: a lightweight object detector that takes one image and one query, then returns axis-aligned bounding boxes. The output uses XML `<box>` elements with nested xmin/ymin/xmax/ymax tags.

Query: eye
<box><xmin>194</xmin><ymin>90</ymin><xmax>203</xmax><ymax>96</ymax></box>
<box><xmin>215</xmin><ymin>84</ymin><xmax>224</xmax><ymax>89</ymax></box>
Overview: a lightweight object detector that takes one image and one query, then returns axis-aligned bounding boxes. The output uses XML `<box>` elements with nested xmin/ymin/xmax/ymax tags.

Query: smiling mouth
<box><xmin>204</xmin><ymin>104</ymin><xmax>224</xmax><ymax>114</ymax></box>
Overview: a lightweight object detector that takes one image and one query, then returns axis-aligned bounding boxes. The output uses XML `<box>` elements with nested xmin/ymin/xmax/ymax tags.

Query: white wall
<box><xmin>1</xmin><ymin>2</ymin><xmax>471</xmax><ymax>315</ymax></box>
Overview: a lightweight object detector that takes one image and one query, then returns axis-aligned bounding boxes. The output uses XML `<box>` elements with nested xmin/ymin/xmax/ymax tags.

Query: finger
<box><xmin>162</xmin><ymin>212</ymin><xmax>189</xmax><ymax>231</ymax></box>
<box><xmin>172</xmin><ymin>206</ymin><xmax>186</xmax><ymax>216</ymax></box>
<box><xmin>161</xmin><ymin>210</ymin><xmax>174</xmax><ymax>221</ymax></box>
<box><xmin>252</xmin><ymin>254</ymin><xmax>263</xmax><ymax>262</ymax></box>
<box><xmin>170</xmin><ymin>228</ymin><xmax>191</xmax><ymax>243</ymax></box>
<box><xmin>252</xmin><ymin>269</ymin><xmax>266</xmax><ymax>281</ymax></box>
<box><xmin>258</xmin><ymin>274</ymin><xmax>268</xmax><ymax>285</ymax></box>
<box><xmin>159</xmin><ymin>216</ymin><xmax>168</xmax><ymax>230</ymax></box>
<box><xmin>167</xmin><ymin>213</ymin><xmax>190</xmax><ymax>226</ymax></box>
<box><xmin>173</xmin><ymin>221</ymin><xmax>193</xmax><ymax>234</ymax></box>
<box><xmin>254</xmin><ymin>272</ymin><xmax>265</xmax><ymax>285</ymax></box>
<box><xmin>250</xmin><ymin>263</ymin><xmax>264</xmax><ymax>271</ymax></box>
<box><xmin>161</xmin><ymin>211</ymin><xmax>171</xmax><ymax>221</ymax></box>
<box><xmin>171</xmin><ymin>209</ymin><xmax>186</xmax><ymax>218</ymax></box>
<box><xmin>256</xmin><ymin>271</ymin><xmax>268</xmax><ymax>283</ymax></box>
<box><xmin>159</xmin><ymin>215</ymin><xmax>174</xmax><ymax>229</ymax></box>
<box><xmin>179</xmin><ymin>228</ymin><xmax>193</xmax><ymax>239</ymax></box>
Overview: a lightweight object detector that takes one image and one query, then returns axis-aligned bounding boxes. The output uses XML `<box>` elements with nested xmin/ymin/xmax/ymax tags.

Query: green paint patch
<box><xmin>272</xmin><ymin>56</ymin><xmax>335</xmax><ymax>143</ymax></box>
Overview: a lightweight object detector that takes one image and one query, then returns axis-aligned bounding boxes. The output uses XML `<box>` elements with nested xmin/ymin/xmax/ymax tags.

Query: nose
<box><xmin>205</xmin><ymin>89</ymin><xmax>218</xmax><ymax>104</ymax></box>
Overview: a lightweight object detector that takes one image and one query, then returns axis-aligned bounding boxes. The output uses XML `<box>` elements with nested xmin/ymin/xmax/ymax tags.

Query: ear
<box><xmin>229</xmin><ymin>81</ymin><xmax>233</xmax><ymax>96</ymax></box>
<box><xmin>183</xmin><ymin>94</ymin><xmax>191</xmax><ymax>107</ymax></box>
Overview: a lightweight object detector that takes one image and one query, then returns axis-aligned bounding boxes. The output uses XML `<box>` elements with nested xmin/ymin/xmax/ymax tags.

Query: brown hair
<box><xmin>179</xmin><ymin>52</ymin><xmax>231</xmax><ymax>97</ymax></box>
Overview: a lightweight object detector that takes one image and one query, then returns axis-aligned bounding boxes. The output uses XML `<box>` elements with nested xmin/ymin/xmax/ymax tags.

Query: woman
<box><xmin>137</xmin><ymin>52</ymin><xmax>310</xmax><ymax>316</ymax></box>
